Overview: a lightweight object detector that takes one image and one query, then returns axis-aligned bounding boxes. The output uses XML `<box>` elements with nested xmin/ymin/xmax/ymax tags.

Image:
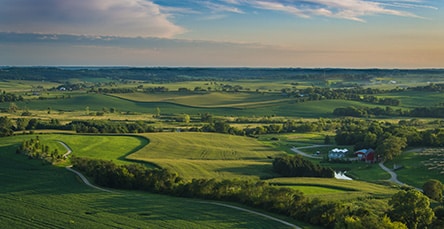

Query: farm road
<box><xmin>378</xmin><ymin>148</ymin><xmax>424</xmax><ymax>191</ymax></box>
<box><xmin>58</xmin><ymin>142</ymin><xmax>301</xmax><ymax>229</ymax></box>
<box><xmin>290</xmin><ymin>145</ymin><xmax>331</xmax><ymax>159</ymax></box>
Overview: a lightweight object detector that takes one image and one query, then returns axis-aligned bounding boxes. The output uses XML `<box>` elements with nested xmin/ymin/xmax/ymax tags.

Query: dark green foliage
<box><xmin>272</xmin><ymin>155</ymin><xmax>335</xmax><ymax>178</ymax></box>
<box><xmin>388</xmin><ymin>190</ymin><xmax>434</xmax><ymax>229</ymax></box>
<box><xmin>334</xmin><ymin>118</ymin><xmax>444</xmax><ymax>155</ymax></box>
<box><xmin>422</xmin><ymin>179</ymin><xmax>443</xmax><ymax>202</ymax></box>
<box><xmin>17</xmin><ymin>136</ymin><xmax>62</xmax><ymax>163</ymax></box>
<box><xmin>432</xmin><ymin>206</ymin><xmax>444</xmax><ymax>229</ymax></box>
<box><xmin>0</xmin><ymin>91</ymin><xmax>23</xmax><ymax>103</ymax></box>
<box><xmin>0</xmin><ymin>116</ymin><xmax>14</xmax><ymax>137</ymax></box>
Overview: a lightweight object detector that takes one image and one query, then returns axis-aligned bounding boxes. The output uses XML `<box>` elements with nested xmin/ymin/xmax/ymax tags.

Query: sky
<box><xmin>0</xmin><ymin>0</ymin><xmax>443</xmax><ymax>68</ymax></box>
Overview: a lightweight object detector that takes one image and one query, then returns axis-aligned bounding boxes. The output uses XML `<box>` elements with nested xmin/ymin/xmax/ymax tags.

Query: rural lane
<box><xmin>378</xmin><ymin>162</ymin><xmax>404</xmax><ymax>186</ymax></box>
<box><xmin>290</xmin><ymin>145</ymin><xmax>330</xmax><ymax>159</ymax></box>
<box><xmin>58</xmin><ymin>142</ymin><xmax>301</xmax><ymax>229</ymax></box>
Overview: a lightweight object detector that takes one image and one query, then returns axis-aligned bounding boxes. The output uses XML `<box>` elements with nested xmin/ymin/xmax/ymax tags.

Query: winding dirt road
<box><xmin>58</xmin><ymin>141</ymin><xmax>300</xmax><ymax>228</ymax></box>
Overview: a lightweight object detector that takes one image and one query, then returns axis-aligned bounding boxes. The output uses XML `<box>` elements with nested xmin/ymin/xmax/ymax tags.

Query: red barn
<box><xmin>354</xmin><ymin>148</ymin><xmax>375</xmax><ymax>163</ymax></box>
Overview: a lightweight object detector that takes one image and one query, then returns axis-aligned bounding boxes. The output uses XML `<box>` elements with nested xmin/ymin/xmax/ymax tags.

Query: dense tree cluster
<box><xmin>70</xmin><ymin>120</ymin><xmax>158</xmax><ymax>134</ymax></box>
<box><xmin>334</xmin><ymin>106</ymin><xmax>444</xmax><ymax>118</ymax></box>
<box><xmin>0</xmin><ymin>116</ymin><xmax>14</xmax><ymax>136</ymax></box>
<box><xmin>388</xmin><ymin>189</ymin><xmax>434</xmax><ymax>229</ymax></box>
<box><xmin>333</xmin><ymin>106</ymin><xmax>404</xmax><ymax>117</ymax></box>
<box><xmin>272</xmin><ymin>155</ymin><xmax>334</xmax><ymax>178</ymax></box>
<box><xmin>410</xmin><ymin>83</ymin><xmax>444</xmax><ymax>92</ymax></box>
<box><xmin>282</xmin><ymin>86</ymin><xmax>401</xmax><ymax>106</ymax></box>
<box><xmin>335</xmin><ymin>119</ymin><xmax>444</xmax><ymax>159</ymax></box>
<box><xmin>71</xmin><ymin>157</ymin><xmax>412</xmax><ymax>228</ymax></box>
<box><xmin>422</xmin><ymin>179</ymin><xmax>444</xmax><ymax>202</ymax></box>
<box><xmin>16</xmin><ymin>136</ymin><xmax>62</xmax><ymax>163</ymax></box>
<box><xmin>0</xmin><ymin>91</ymin><xmax>24</xmax><ymax>103</ymax></box>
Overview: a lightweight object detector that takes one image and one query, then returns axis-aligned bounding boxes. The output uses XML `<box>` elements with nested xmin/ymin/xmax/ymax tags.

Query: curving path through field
<box><xmin>58</xmin><ymin>141</ymin><xmax>300</xmax><ymax>228</ymax></box>
<box><xmin>65</xmin><ymin>166</ymin><xmax>117</xmax><ymax>193</ymax></box>
<box><xmin>58</xmin><ymin>141</ymin><xmax>72</xmax><ymax>158</ymax></box>
<box><xmin>378</xmin><ymin>162</ymin><xmax>405</xmax><ymax>186</ymax></box>
<box><xmin>290</xmin><ymin>145</ymin><xmax>330</xmax><ymax>159</ymax></box>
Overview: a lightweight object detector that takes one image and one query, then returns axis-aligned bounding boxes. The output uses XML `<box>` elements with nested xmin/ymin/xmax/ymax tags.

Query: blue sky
<box><xmin>0</xmin><ymin>0</ymin><xmax>442</xmax><ymax>68</ymax></box>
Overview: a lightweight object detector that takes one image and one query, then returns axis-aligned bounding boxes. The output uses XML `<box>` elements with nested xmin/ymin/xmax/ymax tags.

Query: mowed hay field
<box><xmin>127</xmin><ymin>132</ymin><xmax>286</xmax><ymax>180</ymax></box>
<box><xmin>0</xmin><ymin>150</ymin><xmax>298</xmax><ymax>229</ymax></box>
<box><xmin>15</xmin><ymin>134</ymin><xmax>149</xmax><ymax>165</ymax></box>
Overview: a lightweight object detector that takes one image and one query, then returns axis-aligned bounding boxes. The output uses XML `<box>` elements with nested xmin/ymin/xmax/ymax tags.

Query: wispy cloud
<box><xmin>179</xmin><ymin>0</ymin><xmax>435</xmax><ymax>22</ymax></box>
<box><xmin>0</xmin><ymin>0</ymin><xmax>185</xmax><ymax>38</ymax></box>
<box><xmin>201</xmin><ymin>1</ymin><xmax>245</xmax><ymax>13</ymax></box>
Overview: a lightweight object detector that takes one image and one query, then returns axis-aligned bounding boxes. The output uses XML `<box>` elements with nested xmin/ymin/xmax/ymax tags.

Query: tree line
<box><xmin>16</xmin><ymin>136</ymin><xmax>62</xmax><ymax>163</ymax></box>
<box><xmin>272</xmin><ymin>155</ymin><xmax>334</xmax><ymax>178</ymax></box>
<box><xmin>334</xmin><ymin>106</ymin><xmax>444</xmax><ymax>118</ymax></box>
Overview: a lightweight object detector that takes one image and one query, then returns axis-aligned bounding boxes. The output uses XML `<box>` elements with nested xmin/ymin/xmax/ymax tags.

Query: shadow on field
<box><xmin>115</xmin><ymin>136</ymin><xmax>160</xmax><ymax>168</ymax></box>
<box><xmin>216</xmin><ymin>163</ymin><xmax>278</xmax><ymax>179</ymax></box>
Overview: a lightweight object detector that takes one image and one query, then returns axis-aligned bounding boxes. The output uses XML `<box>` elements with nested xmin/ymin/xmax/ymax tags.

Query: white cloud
<box><xmin>223</xmin><ymin>0</ymin><xmax>428</xmax><ymax>21</ymax></box>
<box><xmin>0</xmin><ymin>0</ymin><xmax>185</xmax><ymax>38</ymax></box>
<box><xmin>202</xmin><ymin>1</ymin><xmax>245</xmax><ymax>13</ymax></box>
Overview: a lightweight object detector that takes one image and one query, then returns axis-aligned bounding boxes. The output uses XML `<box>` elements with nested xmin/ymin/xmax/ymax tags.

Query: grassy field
<box><xmin>384</xmin><ymin>148</ymin><xmax>444</xmax><ymax>188</ymax></box>
<box><xmin>268</xmin><ymin>177</ymin><xmax>399</xmax><ymax>201</ymax></box>
<box><xmin>0</xmin><ymin>91</ymin><xmax>404</xmax><ymax>119</ymax></box>
<box><xmin>127</xmin><ymin>132</ymin><xmax>286</xmax><ymax>180</ymax></box>
<box><xmin>0</xmin><ymin>149</ymin><xmax>302</xmax><ymax>229</ymax></box>
<box><xmin>1</xmin><ymin>133</ymin><xmax>148</xmax><ymax>165</ymax></box>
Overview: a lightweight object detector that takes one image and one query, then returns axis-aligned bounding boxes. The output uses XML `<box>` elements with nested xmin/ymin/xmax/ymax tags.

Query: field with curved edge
<box><xmin>0</xmin><ymin>147</ymin><xmax>302</xmax><ymax>229</ymax></box>
<box><xmin>112</xmin><ymin>92</ymin><xmax>292</xmax><ymax>108</ymax></box>
<box><xmin>0</xmin><ymin>92</ymin><xmax>399</xmax><ymax>118</ymax></box>
<box><xmin>4</xmin><ymin>134</ymin><xmax>148</xmax><ymax>165</ymax></box>
<box><xmin>127</xmin><ymin>132</ymin><xmax>286</xmax><ymax>179</ymax></box>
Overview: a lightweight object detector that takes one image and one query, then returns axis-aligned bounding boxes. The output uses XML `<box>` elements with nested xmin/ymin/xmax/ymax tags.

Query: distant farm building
<box><xmin>354</xmin><ymin>148</ymin><xmax>376</xmax><ymax>163</ymax></box>
<box><xmin>328</xmin><ymin>148</ymin><xmax>349</xmax><ymax>160</ymax></box>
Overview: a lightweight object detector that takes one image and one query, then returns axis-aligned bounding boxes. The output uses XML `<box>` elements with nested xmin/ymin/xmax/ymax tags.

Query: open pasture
<box><xmin>1</xmin><ymin>134</ymin><xmax>147</xmax><ymax>165</ymax></box>
<box><xmin>127</xmin><ymin>132</ymin><xmax>285</xmax><ymax>179</ymax></box>
<box><xmin>385</xmin><ymin>148</ymin><xmax>444</xmax><ymax>188</ymax></box>
<box><xmin>0</xmin><ymin>149</ymin><xmax>299</xmax><ymax>229</ymax></box>
<box><xmin>39</xmin><ymin>134</ymin><xmax>148</xmax><ymax>164</ymax></box>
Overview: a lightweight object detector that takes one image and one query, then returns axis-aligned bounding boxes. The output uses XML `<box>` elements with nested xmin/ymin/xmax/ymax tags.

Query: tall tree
<box><xmin>422</xmin><ymin>179</ymin><xmax>443</xmax><ymax>202</ymax></box>
<box><xmin>376</xmin><ymin>135</ymin><xmax>407</xmax><ymax>160</ymax></box>
<box><xmin>388</xmin><ymin>189</ymin><xmax>434</xmax><ymax>229</ymax></box>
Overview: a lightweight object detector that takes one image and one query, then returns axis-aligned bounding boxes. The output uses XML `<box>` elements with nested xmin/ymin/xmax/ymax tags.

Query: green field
<box><xmin>0</xmin><ymin>150</ymin><xmax>301</xmax><ymax>229</ymax></box>
<box><xmin>10</xmin><ymin>133</ymin><xmax>149</xmax><ymax>165</ymax></box>
<box><xmin>268</xmin><ymin>177</ymin><xmax>398</xmax><ymax>201</ymax></box>
<box><xmin>128</xmin><ymin>132</ymin><xmax>285</xmax><ymax>179</ymax></box>
<box><xmin>0</xmin><ymin>91</ymin><xmax>410</xmax><ymax>119</ymax></box>
<box><xmin>384</xmin><ymin>148</ymin><xmax>444</xmax><ymax>188</ymax></box>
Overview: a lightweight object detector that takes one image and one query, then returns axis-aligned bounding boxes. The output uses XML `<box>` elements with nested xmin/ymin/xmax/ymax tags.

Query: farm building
<box><xmin>328</xmin><ymin>148</ymin><xmax>349</xmax><ymax>160</ymax></box>
<box><xmin>354</xmin><ymin>148</ymin><xmax>376</xmax><ymax>163</ymax></box>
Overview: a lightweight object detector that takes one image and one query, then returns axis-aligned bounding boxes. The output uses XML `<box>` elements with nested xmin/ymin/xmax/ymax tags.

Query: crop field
<box><xmin>127</xmin><ymin>132</ymin><xmax>286</xmax><ymax>179</ymax></box>
<box><xmin>112</xmin><ymin>92</ymin><xmax>291</xmax><ymax>108</ymax></box>
<box><xmin>268</xmin><ymin>177</ymin><xmax>399</xmax><ymax>201</ymax></box>
<box><xmin>0</xmin><ymin>90</ymin><xmax>404</xmax><ymax>119</ymax></box>
<box><xmin>0</xmin><ymin>150</ymin><xmax>300</xmax><ymax>229</ymax></box>
<box><xmin>382</xmin><ymin>90</ymin><xmax>444</xmax><ymax>108</ymax></box>
<box><xmin>0</xmin><ymin>80</ymin><xmax>59</xmax><ymax>93</ymax></box>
